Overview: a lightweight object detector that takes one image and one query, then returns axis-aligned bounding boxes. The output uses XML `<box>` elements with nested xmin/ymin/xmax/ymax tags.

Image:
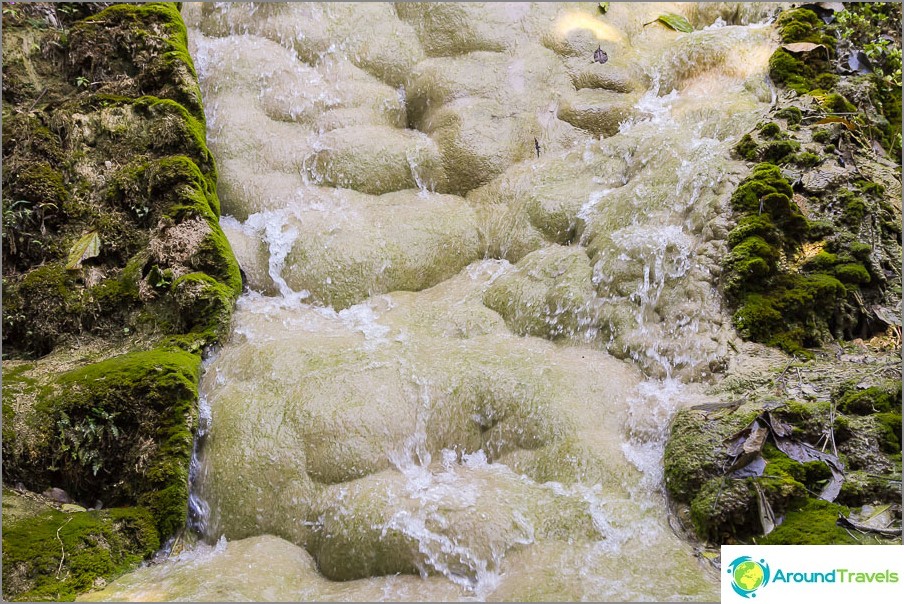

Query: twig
<box><xmin>828</xmin><ymin>397</ymin><xmax>838</xmax><ymax>457</ymax></box>
<box><xmin>26</xmin><ymin>87</ymin><xmax>48</xmax><ymax>113</ymax></box>
<box><xmin>774</xmin><ymin>360</ymin><xmax>795</xmax><ymax>394</ymax></box>
<box><xmin>55</xmin><ymin>517</ymin><xmax>72</xmax><ymax>577</ymax></box>
<box><xmin>837</xmin><ymin>515</ymin><xmax>903</xmax><ymax>537</ymax></box>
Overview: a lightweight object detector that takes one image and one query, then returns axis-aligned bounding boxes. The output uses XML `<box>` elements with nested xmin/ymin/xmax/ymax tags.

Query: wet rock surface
<box><xmin>102</xmin><ymin>2</ymin><xmax>783</xmax><ymax>601</ymax></box>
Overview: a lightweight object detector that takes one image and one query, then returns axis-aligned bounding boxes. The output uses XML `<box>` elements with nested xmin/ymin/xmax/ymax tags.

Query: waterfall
<box><xmin>89</xmin><ymin>3</ymin><xmax>779</xmax><ymax>601</ymax></box>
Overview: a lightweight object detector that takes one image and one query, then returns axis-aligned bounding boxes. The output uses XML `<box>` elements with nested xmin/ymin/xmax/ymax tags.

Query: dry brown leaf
<box><xmin>782</xmin><ymin>42</ymin><xmax>826</xmax><ymax>54</ymax></box>
<box><xmin>815</xmin><ymin>116</ymin><xmax>858</xmax><ymax>131</ymax></box>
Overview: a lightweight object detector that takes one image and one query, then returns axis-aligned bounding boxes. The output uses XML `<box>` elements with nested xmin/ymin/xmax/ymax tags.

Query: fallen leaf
<box><xmin>847</xmin><ymin>50</ymin><xmax>873</xmax><ymax>74</ymax></box>
<box><xmin>771</xmin><ymin>432</ymin><xmax>845</xmax><ymax>502</ymax></box>
<box><xmin>593</xmin><ymin>45</ymin><xmax>608</xmax><ymax>64</ymax></box>
<box><xmin>871</xmin><ymin>139</ymin><xmax>887</xmax><ymax>157</ymax></box>
<box><xmin>66</xmin><ymin>231</ymin><xmax>101</xmax><ymax>271</ymax></box>
<box><xmin>731</xmin><ymin>455</ymin><xmax>766</xmax><ymax>478</ymax></box>
<box><xmin>754</xmin><ymin>482</ymin><xmax>776</xmax><ymax>535</ymax></box>
<box><xmin>837</xmin><ymin>515</ymin><xmax>902</xmax><ymax>537</ymax></box>
<box><xmin>651</xmin><ymin>13</ymin><xmax>693</xmax><ymax>33</ymax></box>
<box><xmin>864</xmin><ymin>504</ymin><xmax>892</xmax><ymax>524</ymax></box>
<box><xmin>782</xmin><ymin>42</ymin><xmax>826</xmax><ymax>54</ymax></box>
<box><xmin>871</xmin><ymin>305</ymin><xmax>901</xmax><ymax>326</ymax></box>
<box><xmin>815</xmin><ymin>116</ymin><xmax>858</xmax><ymax>131</ymax></box>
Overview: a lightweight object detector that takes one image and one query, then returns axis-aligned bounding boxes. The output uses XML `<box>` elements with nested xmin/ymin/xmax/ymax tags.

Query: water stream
<box><xmin>89</xmin><ymin>2</ymin><xmax>780</xmax><ymax>600</ymax></box>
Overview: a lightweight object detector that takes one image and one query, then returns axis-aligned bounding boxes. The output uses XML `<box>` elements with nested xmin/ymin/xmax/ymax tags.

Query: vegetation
<box><xmin>2</xmin><ymin>490</ymin><xmax>159</xmax><ymax>602</ymax></box>
<box><xmin>2</xmin><ymin>3</ymin><xmax>240</xmax><ymax>600</ymax></box>
<box><xmin>726</xmin><ymin>3</ymin><xmax>902</xmax><ymax>354</ymax></box>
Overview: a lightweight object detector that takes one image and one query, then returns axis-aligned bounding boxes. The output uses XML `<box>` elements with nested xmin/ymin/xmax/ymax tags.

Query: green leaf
<box><xmin>656</xmin><ymin>13</ymin><xmax>693</xmax><ymax>33</ymax></box>
<box><xmin>598</xmin><ymin>2</ymin><xmax>610</xmax><ymax>14</ymax></box>
<box><xmin>66</xmin><ymin>231</ymin><xmax>101</xmax><ymax>270</ymax></box>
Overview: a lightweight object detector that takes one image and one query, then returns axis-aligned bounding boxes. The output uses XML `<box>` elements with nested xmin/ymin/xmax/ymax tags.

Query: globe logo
<box><xmin>727</xmin><ymin>556</ymin><xmax>771</xmax><ymax>598</ymax></box>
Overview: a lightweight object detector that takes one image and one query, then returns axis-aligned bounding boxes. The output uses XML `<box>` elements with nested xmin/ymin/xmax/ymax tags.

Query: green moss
<box><xmin>838</xmin><ymin>469</ymin><xmax>901</xmax><ymax>506</ymax></box>
<box><xmin>823</xmin><ymin>143</ymin><xmax>836</xmax><ymax>154</ymax></box>
<box><xmin>758</xmin><ymin>122</ymin><xmax>781</xmax><ymax>138</ymax></box>
<box><xmin>6</xmin><ymin>162</ymin><xmax>68</xmax><ymax>207</ymax></box>
<box><xmin>806</xmin><ymin>220</ymin><xmax>834</xmax><ymax>239</ymax></box>
<box><xmin>761</xmin><ymin>139</ymin><xmax>801</xmax><ymax>163</ymax></box>
<box><xmin>821</xmin><ymin>92</ymin><xmax>857</xmax><ymax>114</ymax></box>
<box><xmin>732</xmin><ymin>273</ymin><xmax>845</xmax><ymax>351</ymax></box>
<box><xmin>149</xmin><ymin>155</ymin><xmax>219</xmax><ymax>218</ymax></box>
<box><xmin>2</xmin><ymin>499</ymin><xmax>159</xmax><ymax>602</ymax></box>
<box><xmin>854</xmin><ymin>179</ymin><xmax>886</xmax><ymax>198</ymax></box>
<box><xmin>132</xmin><ymin>97</ymin><xmax>214</xmax><ymax>175</ymax></box>
<box><xmin>759</xmin><ymin>499</ymin><xmax>856</xmax><ymax>544</ymax></box>
<box><xmin>171</xmin><ymin>272</ymin><xmax>238</xmax><ymax>343</ymax></box>
<box><xmin>762</xmin><ymin>442</ymin><xmax>832</xmax><ymax>492</ymax></box>
<box><xmin>874</xmin><ymin>412</ymin><xmax>902</xmax><ymax>453</ymax></box>
<box><xmin>3</xmin><ymin>265</ymin><xmax>83</xmax><ymax>357</ymax></box>
<box><xmin>774</xmin><ymin>273</ymin><xmax>846</xmax><ymax>314</ymax></box>
<box><xmin>813</xmin><ymin>72</ymin><xmax>839</xmax><ymax>90</ymax></box>
<box><xmin>792</xmin><ymin>152</ymin><xmax>821</xmax><ymax>168</ymax></box>
<box><xmin>841</xmin><ymin>196</ymin><xmax>866</xmax><ymax>226</ymax></box>
<box><xmin>837</xmin><ymin>383</ymin><xmax>902</xmax><ymax>415</ymax></box>
<box><xmin>38</xmin><ymin>348</ymin><xmax>202</xmax><ymax>537</ymax></box>
<box><xmin>847</xmin><ymin>241</ymin><xmax>872</xmax><ymax>261</ymax></box>
<box><xmin>775</xmin><ymin>106</ymin><xmax>802</xmax><ymax>125</ymax></box>
<box><xmin>723</xmin><ymin>236</ymin><xmax>779</xmax><ymax>297</ymax></box>
<box><xmin>803</xmin><ymin>251</ymin><xmax>838</xmax><ymax>272</ymax></box>
<box><xmin>832</xmin><ymin>262</ymin><xmax>871</xmax><ymax>285</ymax></box>
<box><xmin>733</xmin><ymin>294</ymin><xmax>783</xmax><ymax>341</ymax></box>
<box><xmin>769</xmin><ymin>48</ymin><xmax>813</xmax><ymax>95</ymax></box>
<box><xmin>68</xmin><ymin>2</ymin><xmax>203</xmax><ymax>121</ymax></box>
<box><xmin>734</xmin><ymin>133</ymin><xmax>759</xmax><ymax>161</ymax></box>
<box><xmin>727</xmin><ymin>214</ymin><xmax>780</xmax><ymax>248</ymax></box>
<box><xmin>812</xmin><ymin>128</ymin><xmax>834</xmax><ymax>143</ymax></box>
<box><xmin>776</xmin><ymin>8</ymin><xmax>821</xmax><ymax>42</ymax></box>
<box><xmin>730</xmin><ymin>163</ymin><xmax>793</xmax><ymax>214</ymax></box>
<box><xmin>689</xmin><ymin>478</ymin><xmax>757</xmax><ymax>543</ymax></box>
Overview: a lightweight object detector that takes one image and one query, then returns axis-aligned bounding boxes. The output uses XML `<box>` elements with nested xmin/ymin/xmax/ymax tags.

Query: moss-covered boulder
<box><xmin>665</xmin><ymin>346</ymin><xmax>901</xmax><ymax>546</ymax></box>
<box><xmin>725</xmin><ymin>4</ymin><xmax>902</xmax><ymax>354</ymax></box>
<box><xmin>2</xmin><ymin>489</ymin><xmax>159</xmax><ymax>602</ymax></box>
<box><xmin>2</xmin><ymin>2</ymin><xmax>240</xmax><ymax>600</ymax></box>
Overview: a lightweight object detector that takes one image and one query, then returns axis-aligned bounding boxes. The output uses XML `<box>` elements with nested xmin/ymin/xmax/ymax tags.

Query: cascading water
<box><xmin>87</xmin><ymin>2</ymin><xmax>781</xmax><ymax>601</ymax></box>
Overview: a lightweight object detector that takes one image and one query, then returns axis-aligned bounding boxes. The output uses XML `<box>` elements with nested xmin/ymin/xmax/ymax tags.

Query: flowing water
<box><xmin>89</xmin><ymin>2</ymin><xmax>780</xmax><ymax>601</ymax></box>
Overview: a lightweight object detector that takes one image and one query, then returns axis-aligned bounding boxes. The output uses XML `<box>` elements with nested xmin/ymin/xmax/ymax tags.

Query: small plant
<box><xmin>74</xmin><ymin>75</ymin><xmax>90</xmax><ymax>89</ymax></box>
<box><xmin>52</xmin><ymin>407</ymin><xmax>122</xmax><ymax>478</ymax></box>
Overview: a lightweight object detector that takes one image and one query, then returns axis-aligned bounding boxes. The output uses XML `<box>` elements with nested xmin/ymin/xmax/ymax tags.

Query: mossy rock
<box><xmin>775</xmin><ymin>106</ymin><xmax>802</xmax><ymax>125</ymax></box>
<box><xmin>758</xmin><ymin>122</ymin><xmax>781</xmax><ymax>138</ymax></box>
<box><xmin>836</xmin><ymin>383</ymin><xmax>902</xmax><ymax>415</ymax></box>
<box><xmin>734</xmin><ymin>133</ymin><xmax>759</xmax><ymax>161</ymax></box>
<box><xmin>759</xmin><ymin>498</ymin><xmax>856</xmax><ymax>545</ymax></box>
<box><xmin>2</xmin><ymin>490</ymin><xmax>159</xmax><ymax>602</ymax></box>
<box><xmin>50</xmin><ymin>348</ymin><xmax>201</xmax><ymax>537</ymax></box>
<box><xmin>67</xmin><ymin>2</ymin><xmax>204</xmax><ymax>121</ymax></box>
<box><xmin>664</xmin><ymin>405</ymin><xmax>760</xmax><ymax>505</ymax></box>
<box><xmin>768</xmin><ymin>49</ymin><xmax>815</xmax><ymax>95</ymax></box>
<box><xmin>2</xmin><ymin>2</ymin><xmax>243</xmax><ymax>600</ymax></box>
